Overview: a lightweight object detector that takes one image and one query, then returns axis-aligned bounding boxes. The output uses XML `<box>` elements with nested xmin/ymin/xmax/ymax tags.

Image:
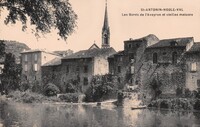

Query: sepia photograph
<box><xmin>0</xmin><ymin>0</ymin><xmax>200</xmax><ymax>127</ymax></box>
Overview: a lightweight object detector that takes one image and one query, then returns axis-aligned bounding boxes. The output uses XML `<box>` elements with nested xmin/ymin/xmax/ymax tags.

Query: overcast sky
<box><xmin>0</xmin><ymin>0</ymin><xmax>200</xmax><ymax>52</ymax></box>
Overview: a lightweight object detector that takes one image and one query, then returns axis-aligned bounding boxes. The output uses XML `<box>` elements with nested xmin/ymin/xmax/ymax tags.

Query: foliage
<box><xmin>149</xmin><ymin>78</ymin><xmax>162</xmax><ymax>100</ymax></box>
<box><xmin>58</xmin><ymin>93</ymin><xmax>82</xmax><ymax>103</ymax></box>
<box><xmin>65</xmin><ymin>82</ymin><xmax>76</xmax><ymax>93</ymax></box>
<box><xmin>43</xmin><ymin>83</ymin><xmax>60</xmax><ymax>96</ymax></box>
<box><xmin>85</xmin><ymin>74</ymin><xmax>117</xmax><ymax>102</ymax></box>
<box><xmin>0</xmin><ymin>41</ymin><xmax>5</xmax><ymax>56</ymax></box>
<box><xmin>176</xmin><ymin>87</ymin><xmax>183</xmax><ymax>97</ymax></box>
<box><xmin>1</xmin><ymin>53</ymin><xmax>22</xmax><ymax>94</ymax></box>
<box><xmin>0</xmin><ymin>0</ymin><xmax>77</xmax><ymax>40</ymax></box>
<box><xmin>7</xmin><ymin>90</ymin><xmax>60</xmax><ymax>103</ymax></box>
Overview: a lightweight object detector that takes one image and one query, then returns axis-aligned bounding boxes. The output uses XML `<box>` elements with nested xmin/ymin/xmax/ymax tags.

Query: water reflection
<box><xmin>0</xmin><ymin>101</ymin><xmax>200</xmax><ymax>127</ymax></box>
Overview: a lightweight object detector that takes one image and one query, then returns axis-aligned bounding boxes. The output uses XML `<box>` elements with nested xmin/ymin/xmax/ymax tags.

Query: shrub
<box><xmin>194</xmin><ymin>99</ymin><xmax>200</xmax><ymax>110</ymax></box>
<box><xmin>65</xmin><ymin>82</ymin><xmax>76</xmax><ymax>93</ymax></box>
<box><xmin>43</xmin><ymin>83</ymin><xmax>60</xmax><ymax>96</ymax></box>
<box><xmin>58</xmin><ymin>93</ymin><xmax>81</xmax><ymax>102</ymax></box>
<box><xmin>84</xmin><ymin>74</ymin><xmax>117</xmax><ymax>102</ymax></box>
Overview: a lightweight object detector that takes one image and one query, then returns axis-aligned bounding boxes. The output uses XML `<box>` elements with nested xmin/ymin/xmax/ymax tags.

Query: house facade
<box><xmin>41</xmin><ymin>2</ymin><xmax>116</xmax><ymax>93</ymax></box>
<box><xmin>109</xmin><ymin>34</ymin><xmax>200</xmax><ymax>100</ymax></box>
<box><xmin>21</xmin><ymin>50</ymin><xmax>61</xmax><ymax>85</ymax></box>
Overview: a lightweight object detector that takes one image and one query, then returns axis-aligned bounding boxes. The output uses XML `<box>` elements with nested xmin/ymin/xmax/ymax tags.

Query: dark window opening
<box><xmin>197</xmin><ymin>80</ymin><xmax>200</xmax><ymax>88</ymax></box>
<box><xmin>163</xmin><ymin>52</ymin><xmax>167</xmax><ymax>55</ymax></box>
<box><xmin>172</xmin><ymin>52</ymin><xmax>178</xmax><ymax>64</ymax></box>
<box><xmin>83</xmin><ymin>77</ymin><xmax>88</xmax><ymax>86</ymax></box>
<box><xmin>66</xmin><ymin>65</ymin><xmax>69</xmax><ymax>73</ymax></box>
<box><xmin>118</xmin><ymin>77</ymin><xmax>121</xmax><ymax>83</ymax></box>
<box><xmin>153</xmin><ymin>53</ymin><xmax>158</xmax><ymax>64</ymax></box>
<box><xmin>76</xmin><ymin>66</ymin><xmax>79</xmax><ymax>73</ymax></box>
<box><xmin>170</xmin><ymin>41</ymin><xmax>177</xmax><ymax>46</ymax></box>
<box><xmin>84</xmin><ymin>65</ymin><xmax>88</xmax><ymax>73</ymax></box>
<box><xmin>118</xmin><ymin>66</ymin><xmax>121</xmax><ymax>73</ymax></box>
<box><xmin>128</xmin><ymin>44</ymin><xmax>132</xmax><ymax>48</ymax></box>
<box><xmin>129</xmin><ymin>53</ymin><xmax>134</xmax><ymax>62</ymax></box>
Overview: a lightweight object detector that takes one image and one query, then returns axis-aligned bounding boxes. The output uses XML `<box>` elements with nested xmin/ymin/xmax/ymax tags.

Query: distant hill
<box><xmin>0</xmin><ymin>40</ymin><xmax>30</xmax><ymax>63</ymax></box>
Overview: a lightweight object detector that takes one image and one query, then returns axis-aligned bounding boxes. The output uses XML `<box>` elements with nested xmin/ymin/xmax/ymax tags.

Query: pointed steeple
<box><xmin>102</xmin><ymin>0</ymin><xmax>110</xmax><ymax>48</ymax></box>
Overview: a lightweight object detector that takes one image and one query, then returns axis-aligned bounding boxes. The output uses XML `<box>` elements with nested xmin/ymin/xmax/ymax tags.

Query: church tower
<box><xmin>102</xmin><ymin>0</ymin><xmax>110</xmax><ymax>48</ymax></box>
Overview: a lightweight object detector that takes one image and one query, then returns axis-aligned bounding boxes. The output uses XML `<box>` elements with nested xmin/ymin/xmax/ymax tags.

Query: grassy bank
<box><xmin>148</xmin><ymin>98</ymin><xmax>200</xmax><ymax>111</ymax></box>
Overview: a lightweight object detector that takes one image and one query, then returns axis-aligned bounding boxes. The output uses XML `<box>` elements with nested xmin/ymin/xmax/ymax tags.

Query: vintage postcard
<box><xmin>0</xmin><ymin>0</ymin><xmax>200</xmax><ymax>127</ymax></box>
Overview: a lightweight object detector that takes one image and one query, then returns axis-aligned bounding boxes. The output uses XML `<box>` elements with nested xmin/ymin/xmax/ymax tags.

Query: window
<box><xmin>76</xmin><ymin>66</ymin><xmax>79</xmax><ymax>73</ymax></box>
<box><xmin>34</xmin><ymin>54</ymin><xmax>38</xmax><ymax>61</ymax></box>
<box><xmin>66</xmin><ymin>65</ymin><xmax>69</xmax><ymax>73</ymax></box>
<box><xmin>0</xmin><ymin>67</ymin><xmax>2</xmax><ymax>74</ymax></box>
<box><xmin>153</xmin><ymin>53</ymin><xmax>158</xmax><ymax>64</ymax></box>
<box><xmin>118</xmin><ymin>66</ymin><xmax>121</xmax><ymax>73</ymax></box>
<box><xmin>129</xmin><ymin>53</ymin><xmax>134</xmax><ymax>62</ymax></box>
<box><xmin>197</xmin><ymin>80</ymin><xmax>200</xmax><ymax>89</ymax></box>
<box><xmin>119</xmin><ymin>57</ymin><xmax>123</xmax><ymax>62</ymax></box>
<box><xmin>83</xmin><ymin>77</ymin><xmax>88</xmax><ymax>86</ymax></box>
<box><xmin>25</xmin><ymin>64</ymin><xmax>28</xmax><ymax>72</ymax></box>
<box><xmin>34</xmin><ymin>76</ymin><xmax>37</xmax><ymax>80</ymax></box>
<box><xmin>34</xmin><ymin>64</ymin><xmax>38</xmax><ymax>71</ymax></box>
<box><xmin>172</xmin><ymin>52</ymin><xmax>178</xmax><ymax>64</ymax></box>
<box><xmin>25</xmin><ymin>54</ymin><xmax>28</xmax><ymax>62</ymax></box>
<box><xmin>128</xmin><ymin>44</ymin><xmax>132</xmax><ymax>48</ymax></box>
<box><xmin>163</xmin><ymin>52</ymin><xmax>167</xmax><ymax>55</ymax></box>
<box><xmin>191</xmin><ymin>62</ymin><xmax>197</xmax><ymax>72</ymax></box>
<box><xmin>118</xmin><ymin>77</ymin><xmax>121</xmax><ymax>83</ymax></box>
<box><xmin>131</xmin><ymin>66</ymin><xmax>134</xmax><ymax>74</ymax></box>
<box><xmin>84</xmin><ymin>65</ymin><xmax>88</xmax><ymax>73</ymax></box>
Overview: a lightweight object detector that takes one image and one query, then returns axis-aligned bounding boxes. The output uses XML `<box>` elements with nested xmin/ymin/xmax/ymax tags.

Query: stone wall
<box><xmin>139</xmin><ymin>47</ymin><xmax>186</xmax><ymax>101</ymax></box>
<box><xmin>185</xmin><ymin>52</ymin><xmax>200</xmax><ymax>91</ymax></box>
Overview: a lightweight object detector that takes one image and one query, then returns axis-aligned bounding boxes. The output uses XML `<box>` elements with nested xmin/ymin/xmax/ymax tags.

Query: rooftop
<box><xmin>63</xmin><ymin>47</ymin><xmax>116</xmax><ymax>60</ymax></box>
<box><xmin>124</xmin><ymin>34</ymin><xmax>159</xmax><ymax>43</ymax></box>
<box><xmin>147</xmin><ymin>37</ymin><xmax>193</xmax><ymax>49</ymax></box>
<box><xmin>21</xmin><ymin>49</ymin><xmax>60</xmax><ymax>56</ymax></box>
<box><xmin>42</xmin><ymin>57</ymin><xmax>62</xmax><ymax>67</ymax></box>
<box><xmin>187</xmin><ymin>42</ymin><xmax>200</xmax><ymax>53</ymax></box>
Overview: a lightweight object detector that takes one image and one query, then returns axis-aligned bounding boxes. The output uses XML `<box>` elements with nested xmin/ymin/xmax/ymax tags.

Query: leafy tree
<box><xmin>85</xmin><ymin>74</ymin><xmax>117</xmax><ymax>102</ymax></box>
<box><xmin>1</xmin><ymin>53</ymin><xmax>22</xmax><ymax>94</ymax></box>
<box><xmin>0</xmin><ymin>41</ymin><xmax>5</xmax><ymax>56</ymax></box>
<box><xmin>149</xmin><ymin>78</ymin><xmax>162</xmax><ymax>100</ymax></box>
<box><xmin>0</xmin><ymin>0</ymin><xmax>77</xmax><ymax>40</ymax></box>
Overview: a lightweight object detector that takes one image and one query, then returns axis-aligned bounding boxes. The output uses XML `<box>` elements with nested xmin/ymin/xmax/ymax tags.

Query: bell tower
<box><xmin>102</xmin><ymin>0</ymin><xmax>110</xmax><ymax>48</ymax></box>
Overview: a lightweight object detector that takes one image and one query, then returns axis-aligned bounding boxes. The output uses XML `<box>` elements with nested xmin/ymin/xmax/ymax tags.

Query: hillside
<box><xmin>0</xmin><ymin>40</ymin><xmax>30</xmax><ymax>63</ymax></box>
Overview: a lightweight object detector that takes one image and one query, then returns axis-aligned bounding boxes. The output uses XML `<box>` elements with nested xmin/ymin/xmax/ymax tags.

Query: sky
<box><xmin>0</xmin><ymin>0</ymin><xmax>200</xmax><ymax>52</ymax></box>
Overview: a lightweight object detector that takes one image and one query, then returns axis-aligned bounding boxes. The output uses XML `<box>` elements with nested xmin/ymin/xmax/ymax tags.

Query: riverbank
<box><xmin>148</xmin><ymin>98</ymin><xmax>200</xmax><ymax>111</ymax></box>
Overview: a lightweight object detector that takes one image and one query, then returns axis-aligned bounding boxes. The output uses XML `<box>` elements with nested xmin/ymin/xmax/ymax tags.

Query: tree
<box><xmin>1</xmin><ymin>53</ymin><xmax>22</xmax><ymax>94</ymax></box>
<box><xmin>0</xmin><ymin>41</ymin><xmax>5</xmax><ymax>56</ymax></box>
<box><xmin>0</xmin><ymin>0</ymin><xmax>77</xmax><ymax>40</ymax></box>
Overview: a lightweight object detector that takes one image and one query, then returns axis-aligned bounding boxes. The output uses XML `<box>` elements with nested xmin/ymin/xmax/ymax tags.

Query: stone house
<box><xmin>20</xmin><ymin>49</ymin><xmax>61</xmax><ymax>85</ymax></box>
<box><xmin>109</xmin><ymin>34</ymin><xmax>200</xmax><ymax>100</ymax></box>
<box><xmin>108</xmin><ymin>34</ymin><xmax>159</xmax><ymax>87</ymax></box>
<box><xmin>185</xmin><ymin>42</ymin><xmax>200</xmax><ymax>91</ymax></box>
<box><xmin>42</xmin><ymin>45</ymin><xmax>116</xmax><ymax>93</ymax></box>
<box><xmin>41</xmin><ymin>2</ymin><xmax>116</xmax><ymax>93</ymax></box>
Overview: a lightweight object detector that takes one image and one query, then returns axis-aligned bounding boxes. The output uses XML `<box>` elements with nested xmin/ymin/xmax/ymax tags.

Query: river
<box><xmin>0</xmin><ymin>101</ymin><xmax>200</xmax><ymax>127</ymax></box>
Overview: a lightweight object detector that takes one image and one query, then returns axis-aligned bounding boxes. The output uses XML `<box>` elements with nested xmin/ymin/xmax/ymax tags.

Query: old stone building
<box><xmin>41</xmin><ymin>1</ymin><xmax>116</xmax><ymax>93</ymax></box>
<box><xmin>185</xmin><ymin>42</ymin><xmax>200</xmax><ymax>91</ymax></box>
<box><xmin>109</xmin><ymin>34</ymin><xmax>200</xmax><ymax>100</ymax></box>
<box><xmin>108</xmin><ymin>34</ymin><xmax>159</xmax><ymax>87</ymax></box>
<box><xmin>21</xmin><ymin>49</ymin><xmax>61</xmax><ymax>85</ymax></box>
<box><xmin>42</xmin><ymin>45</ymin><xmax>116</xmax><ymax>93</ymax></box>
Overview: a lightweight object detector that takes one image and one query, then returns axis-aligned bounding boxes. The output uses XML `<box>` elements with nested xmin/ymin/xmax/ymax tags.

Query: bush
<box><xmin>84</xmin><ymin>74</ymin><xmax>117</xmax><ymax>102</ymax></box>
<box><xmin>58</xmin><ymin>93</ymin><xmax>82</xmax><ymax>102</ymax></box>
<box><xmin>65</xmin><ymin>83</ymin><xmax>76</xmax><ymax>93</ymax></box>
<box><xmin>194</xmin><ymin>99</ymin><xmax>200</xmax><ymax>110</ymax></box>
<box><xmin>43</xmin><ymin>83</ymin><xmax>60</xmax><ymax>96</ymax></box>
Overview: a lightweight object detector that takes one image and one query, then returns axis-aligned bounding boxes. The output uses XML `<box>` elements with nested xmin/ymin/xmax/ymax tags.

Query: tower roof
<box><xmin>102</xmin><ymin>0</ymin><xmax>109</xmax><ymax>31</ymax></box>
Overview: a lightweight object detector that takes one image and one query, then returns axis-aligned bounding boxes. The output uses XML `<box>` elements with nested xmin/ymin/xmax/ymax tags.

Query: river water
<box><xmin>0</xmin><ymin>101</ymin><xmax>200</xmax><ymax>127</ymax></box>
